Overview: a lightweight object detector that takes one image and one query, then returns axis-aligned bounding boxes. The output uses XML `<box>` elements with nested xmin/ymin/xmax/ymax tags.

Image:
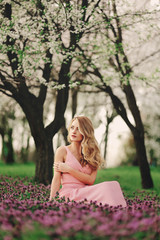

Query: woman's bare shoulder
<box><xmin>55</xmin><ymin>146</ymin><xmax>67</xmax><ymax>162</ymax></box>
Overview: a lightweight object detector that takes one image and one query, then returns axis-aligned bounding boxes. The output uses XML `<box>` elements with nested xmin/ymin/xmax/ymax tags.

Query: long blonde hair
<box><xmin>68</xmin><ymin>116</ymin><xmax>104</xmax><ymax>170</ymax></box>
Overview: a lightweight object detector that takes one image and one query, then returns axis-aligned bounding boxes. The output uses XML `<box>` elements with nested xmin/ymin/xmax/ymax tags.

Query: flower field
<box><xmin>0</xmin><ymin>174</ymin><xmax>160</xmax><ymax>240</ymax></box>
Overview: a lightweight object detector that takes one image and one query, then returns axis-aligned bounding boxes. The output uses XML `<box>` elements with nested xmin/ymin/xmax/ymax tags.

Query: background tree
<box><xmin>71</xmin><ymin>0</ymin><xmax>160</xmax><ymax>188</ymax></box>
<box><xmin>140</xmin><ymin>83</ymin><xmax>160</xmax><ymax>167</ymax></box>
<box><xmin>0</xmin><ymin>112</ymin><xmax>15</xmax><ymax>164</ymax></box>
<box><xmin>0</xmin><ymin>0</ymin><xmax>104</xmax><ymax>184</ymax></box>
<box><xmin>0</xmin><ymin>95</ymin><xmax>15</xmax><ymax>163</ymax></box>
<box><xmin>101</xmin><ymin>108</ymin><xmax>117</xmax><ymax>161</ymax></box>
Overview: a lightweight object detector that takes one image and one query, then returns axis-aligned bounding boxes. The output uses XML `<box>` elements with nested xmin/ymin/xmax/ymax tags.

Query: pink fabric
<box><xmin>59</xmin><ymin>146</ymin><xmax>127</xmax><ymax>207</ymax></box>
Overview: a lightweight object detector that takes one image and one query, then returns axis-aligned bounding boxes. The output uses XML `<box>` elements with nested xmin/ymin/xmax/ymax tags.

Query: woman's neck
<box><xmin>70</xmin><ymin>142</ymin><xmax>82</xmax><ymax>154</ymax></box>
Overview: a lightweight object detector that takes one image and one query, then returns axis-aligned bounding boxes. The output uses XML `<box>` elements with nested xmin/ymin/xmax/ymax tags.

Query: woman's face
<box><xmin>69</xmin><ymin>119</ymin><xmax>83</xmax><ymax>142</ymax></box>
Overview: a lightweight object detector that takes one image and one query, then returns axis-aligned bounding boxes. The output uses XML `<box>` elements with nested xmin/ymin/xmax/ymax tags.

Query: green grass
<box><xmin>0</xmin><ymin>162</ymin><xmax>159</xmax><ymax>198</ymax></box>
<box><xmin>0</xmin><ymin>162</ymin><xmax>35</xmax><ymax>178</ymax></box>
<box><xmin>96</xmin><ymin>166</ymin><xmax>160</xmax><ymax>198</ymax></box>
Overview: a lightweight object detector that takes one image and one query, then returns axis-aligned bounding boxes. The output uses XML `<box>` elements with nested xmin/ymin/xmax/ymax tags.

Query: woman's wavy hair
<box><xmin>67</xmin><ymin>116</ymin><xmax>104</xmax><ymax>170</ymax></box>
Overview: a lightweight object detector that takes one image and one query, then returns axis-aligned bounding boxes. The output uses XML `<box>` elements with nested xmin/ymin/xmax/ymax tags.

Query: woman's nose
<box><xmin>72</xmin><ymin>128</ymin><xmax>76</xmax><ymax>133</ymax></box>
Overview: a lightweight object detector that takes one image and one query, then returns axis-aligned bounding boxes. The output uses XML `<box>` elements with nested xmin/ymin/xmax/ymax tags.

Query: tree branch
<box><xmin>132</xmin><ymin>49</ymin><xmax>160</xmax><ymax>69</ymax></box>
<box><xmin>45</xmin><ymin>58</ymin><xmax>72</xmax><ymax>137</ymax></box>
<box><xmin>0</xmin><ymin>72</ymin><xmax>17</xmax><ymax>96</ymax></box>
<box><xmin>38</xmin><ymin>49</ymin><xmax>52</xmax><ymax>106</ymax></box>
<box><xmin>85</xmin><ymin>0</ymin><xmax>101</xmax><ymax>23</ymax></box>
<box><xmin>0</xmin><ymin>88</ymin><xmax>13</xmax><ymax>97</ymax></box>
<box><xmin>111</xmin><ymin>0</ymin><xmax>122</xmax><ymax>42</ymax></box>
<box><xmin>76</xmin><ymin>43</ymin><xmax>137</xmax><ymax>132</ymax></box>
<box><xmin>98</xmin><ymin>6</ymin><xmax>117</xmax><ymax>39</ymax></box>
<box><xmin>0</xmin><ymin>69</ymin><xmax>13</xmax><ymax>79</ymax></box>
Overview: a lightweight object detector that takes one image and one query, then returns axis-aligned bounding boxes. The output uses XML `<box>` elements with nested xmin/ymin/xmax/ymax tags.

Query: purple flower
<box><xmin>0</xmin><ymin>175</ymin><xmax>159</xmax><ymax>239</ymax></box>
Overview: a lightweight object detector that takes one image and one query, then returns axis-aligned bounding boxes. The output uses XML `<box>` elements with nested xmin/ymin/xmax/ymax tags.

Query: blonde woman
<box><xmin>49</xmin><ymin>116</ymin><xmax>127</xmax><ymax>207</ymax></box>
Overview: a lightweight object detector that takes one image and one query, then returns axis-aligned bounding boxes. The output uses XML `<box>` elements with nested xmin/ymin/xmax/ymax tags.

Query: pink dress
<box><xmin>59</xmin><ymin>146</ymin><xmax>127</xmax><ymax>207</ymax></box>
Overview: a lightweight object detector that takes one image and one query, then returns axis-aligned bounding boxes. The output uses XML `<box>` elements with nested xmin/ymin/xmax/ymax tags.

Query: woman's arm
<box><xmin>54</xmin><ymin>162</ymin><xmax>97</xmax><ymax>185</ymax></box>
<box><xmin>49</xmin><ymin>171</ymin><xmax>61</xmax><ymax>201</ymax></box>
<box><xmin>69</xmin><ymin>167</ymin><xmax>97</xmax><ymax>185</ymax></box>
<box><xmin>49</xmin><ymin>146</ymin><xmax>66</xmax><ymax>201</ymax></box>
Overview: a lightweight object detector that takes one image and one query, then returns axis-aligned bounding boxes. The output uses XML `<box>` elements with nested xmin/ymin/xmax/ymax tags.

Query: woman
<box><xmin>49</xmin><ymin>116</ymin><xmax>127</xmax><ymax>207</ymax></box>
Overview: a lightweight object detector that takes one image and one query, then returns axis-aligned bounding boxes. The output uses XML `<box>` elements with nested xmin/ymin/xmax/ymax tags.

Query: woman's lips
<box><xmin>71</xmin><ymin>135</ymin><xmax>76</xmax><ymax>138</ymax></box>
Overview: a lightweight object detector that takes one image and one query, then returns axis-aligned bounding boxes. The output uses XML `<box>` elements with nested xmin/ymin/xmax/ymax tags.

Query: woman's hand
<box><xmin>54</xmin><ymin>162</ymin><xmax>71</xmax><ymax>173</ymax></box>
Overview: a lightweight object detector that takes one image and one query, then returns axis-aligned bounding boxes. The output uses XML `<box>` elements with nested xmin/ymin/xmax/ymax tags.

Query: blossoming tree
<box><xmin>0</xmin><ymin>0</ymin><xmax>101</xmax><ymax>184</ymax></box>
<box><xmin>71</xmin><ymin>0</ymin><xmax>159</xmax><ymax>188</ymax></box>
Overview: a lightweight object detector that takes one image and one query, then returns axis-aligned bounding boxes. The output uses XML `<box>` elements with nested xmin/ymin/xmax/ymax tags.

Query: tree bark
<box><xmin>103</xmin><ymin>111</ymin><xmax>116</xmax><ymax>160</ymax></box>
<box><xmin>71</xmin><ymin>87</ymin><xmax>79</xmax><ymax>118</ymax></box>
<box><xmin>133</xmin><ymin>130</ymin><xmax>153</xmax><ymax>188</ymax></box>
<box><xmin>14</xmin><ymin>88</ymin><xmax>53</xmax><ymax>183</ymax></box>
<box><xmin>35</xmin><ymin>134</ymin><xmax>53</xmax><ymax>184</ymax></box>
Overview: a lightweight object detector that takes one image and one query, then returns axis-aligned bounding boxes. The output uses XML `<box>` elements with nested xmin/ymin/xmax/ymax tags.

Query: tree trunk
<box><xmin>35</xmin><ymin>134</ymin><xmax>54</xmax><ymax>184</ymax></box>
<box><xmin>20</xmin><ymin>103</ymin><xmax>54</xmax><ymax>184</ymax></box>
<box><xmin>61</xmin><ymin>123</ymin><xmax>69</xmax><ymax>145</ymax></box>
<box><xmin>103</xmin><ymin>124</ymin><xmax>108</xmax><ymax>161</ymax></box>
<box><xmin>108</xmin><ymin>85</ymin><xmax>153</xmax><ymax>188</ymax></box>
<box><xmin>123</xmin><ymin>84</ymin><xmax>154</xmax><ymax>189</ymax></box>
<box><xmin>20</xmin><ymin>136</ymin><xmax>30</xmax><ymax>163</ymax></box>
<box><xmin>87</xmin><ymin>70</ymin><xmax>153</xmax><ymax>188</ymax></box>
<box><xmin>5</xmin><ymin>128</ymin><xmax>14</xmax><ymax>164</ymax></box>
<box><xmin>133</xmin><ymin>130</ymin><xmax>153</xmax><ymax>188</ymax></box>
<box><xmin>103</xmin><ymin>110</ymin><xmax>117</xmax><ymax>160</ymax></box>
<box><xmin>86</xmin><ymin>63</ymin><xmax>154</xmax><ymax>189</ymax></box>
<box><xmin>0</xmin><ymin>128</ymin><xmax>15</xmax><ymax>164</ymax></box>
<box><xmin>71</xmin><ymin>87</ymin><xmax>79</xmax><ymax>118</ymax></box>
